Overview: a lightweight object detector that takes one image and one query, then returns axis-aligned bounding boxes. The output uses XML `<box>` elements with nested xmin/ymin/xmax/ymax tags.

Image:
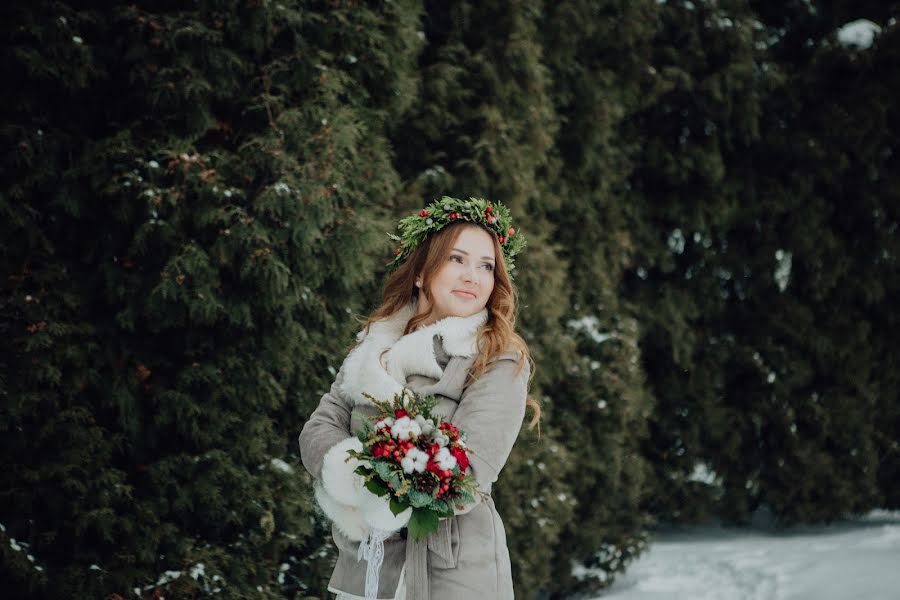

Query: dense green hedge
<box><xmin>1</xmin><ymin>1</ymin><xmax>897</xmax><ymax>598</ymax></box>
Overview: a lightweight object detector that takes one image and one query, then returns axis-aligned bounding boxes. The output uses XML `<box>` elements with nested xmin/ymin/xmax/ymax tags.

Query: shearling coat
<box><xmin>299</xmin><ymin>304</ymin><xmax>529</xmax><ymax>600</ymax></box>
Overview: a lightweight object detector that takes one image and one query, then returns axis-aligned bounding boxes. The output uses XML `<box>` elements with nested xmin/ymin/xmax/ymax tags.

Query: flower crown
<box><xmin>388</xmin><ymin>196</ymin><xmax>526</xmax><ymax>276</ymax></box>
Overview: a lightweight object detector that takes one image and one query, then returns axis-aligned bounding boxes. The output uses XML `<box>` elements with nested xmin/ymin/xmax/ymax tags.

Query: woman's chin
<box><xmin>428</xmin><ymin>294</ymin><xmax>488</xmax><ymax>320</ymax></box>
<box><xmin>446</xmin><ymin>300</ymin><xmax>486</xmax><ymax>318</ymax></box>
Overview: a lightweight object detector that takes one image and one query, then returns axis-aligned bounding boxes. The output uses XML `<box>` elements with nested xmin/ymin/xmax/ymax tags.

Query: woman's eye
<box><xmin>450</xmin><ymin>254</ymin><xmax>464</xmax><ymax>263</ymax></box>
<box><xmin>480</xmin><ymin>263</ymin><xmax>494</xmax><ymax>271</ymax></box>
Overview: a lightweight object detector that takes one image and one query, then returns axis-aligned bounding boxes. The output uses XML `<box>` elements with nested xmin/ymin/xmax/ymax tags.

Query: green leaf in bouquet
<box><xmin>365</xmin><ymin>479</ymin><xmax>390</xmax><ymax>497</ymax></box>
<box><xmin>455</xmin><ymin>490</ymin><xmax>474</xmax><ymax>505</ymax></box>
<box><xmin>387</xmin><ymin>471</ymin><xmax>405</xmax><ymax>491</ymax></box>
<box><xmin>407</xmin><ymin>489</ymin><xmax>433</xmax><ymax>508</ymax></box>
<box><xmin>351</xmin><ymin>409</ymin><xmax>374</xmax><ymax>442</ymax></box>
<box><xmin>374</xmin><ymin>461</ymin><xmax>394</xmax><ymax>482</ymax></box>
<box><xmin>428</xmin><ymin>498</ymin><xmax>455</xmax><ymax>518</ymax></box>
<box><xmin>353</xmin><ymin>466</ymin><xmax>371</xmax><ymax>477</ymax></box>
<box><xmin>416</xmin><ymin>394</ymin><xmax>439</xmax><ymax>418</ymax></box>
<box><xmin>407</xmin><ymin>508</ymin><xmax>439</xmax><ymax>541</ymax></box>
<box><xmin>389</xmin><ymin>497</ymin><xmax>410</xmax><ymax>516</ymax></box>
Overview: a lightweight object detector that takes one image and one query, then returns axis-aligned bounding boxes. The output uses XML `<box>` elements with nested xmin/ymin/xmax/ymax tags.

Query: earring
<box><xmin>415</xmin><ymin>280</ymin><xmax>422</xmax><ymax>288</ymax></box>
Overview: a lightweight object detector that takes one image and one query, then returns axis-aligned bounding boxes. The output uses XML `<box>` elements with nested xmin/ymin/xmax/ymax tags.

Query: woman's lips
<box><xmin>452</xmin><ymin>289</ymin><xmax>477</xmax><ymax>299</ymax></box>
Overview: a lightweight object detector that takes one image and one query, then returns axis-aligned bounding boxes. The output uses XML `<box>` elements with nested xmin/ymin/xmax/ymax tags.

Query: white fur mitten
<box><xmin>359</xmin><ymin>485</ymin><xmax>412</xmax><ymax>532</ymax></box>
<box><xmin>321</xmin><ymin>437</ymin><xmax>365</xmax><ymax>507</ymax></box>
<box><xmin>314</xmin><ymin>481</ymin><xmax>368</xmax><ymax>542</ymax></box>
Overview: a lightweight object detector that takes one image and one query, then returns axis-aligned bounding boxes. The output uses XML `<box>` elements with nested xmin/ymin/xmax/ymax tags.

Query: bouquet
<box><xmin>349</xmin><ymin>390</ymin><xmax>482</xmax><ymax>540</ymax></box>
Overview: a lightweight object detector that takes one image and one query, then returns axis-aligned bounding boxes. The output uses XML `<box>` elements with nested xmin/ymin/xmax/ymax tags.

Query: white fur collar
<box><xmin>338</xmin><ymin>303</ymin><xmax>487</xmax><ymax>406</ymax></box>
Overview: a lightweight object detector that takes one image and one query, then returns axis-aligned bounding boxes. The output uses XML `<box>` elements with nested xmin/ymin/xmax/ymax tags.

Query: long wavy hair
<box><xmin>364</xmin><ymin>222</ymin><xmax>540</xmax><ymax>429</ymax></box>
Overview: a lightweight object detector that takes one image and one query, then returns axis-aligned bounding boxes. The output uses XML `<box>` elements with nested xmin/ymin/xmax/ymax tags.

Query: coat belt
<box><xmin>404</xmin><ymin>534</ymin><xmax>429</xmax><ymax>600</ymax></box>
<box><xmin>403</xmin><ymin>517</ymin><xmax>456</xmax><ymax>600</ymax></box>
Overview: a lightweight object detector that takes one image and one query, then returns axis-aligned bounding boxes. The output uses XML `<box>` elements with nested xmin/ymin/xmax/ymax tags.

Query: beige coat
<box><xmin>299</xmin><ymin>305</ymin><xmax>529</xmax><ymax>599</ymax></box>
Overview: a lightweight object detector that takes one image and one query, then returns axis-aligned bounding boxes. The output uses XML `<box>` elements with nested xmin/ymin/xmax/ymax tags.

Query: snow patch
<box><xmin>837</xmin><ymin>19</ymin><xmax>881</xmax><ymax>49</ymax></box>
<box><xmin>687</xmin><ymin>462</ymin><xmax>718</xmax><ymax>485</ymax></box>
<box><xmin>774</xmin><ymin>249</ymin><xmax>792</xmax><ymax>292</ymax></box>
<box><xmin>156</xmin><ymin>570</ymin><xmax>182</xmax><ymax>586</ymax></box>
<box><xmin>567</xmin><ymin>315</ymin><xmax>615</xmax><ymax>344</ymax></box>
<box><xmin>668</xmin><ymin>229</ymin><xmax>686</xmax><ymax>254</ymax></box>
<box><xmin>270</xmin><ymin>458</ymin><xmax>294</xmax><ymax>474</ymax></box>
<box><xmin>596</xmin><ymin>510</ymin><xmax>900</xmax><ymax>600</ymax></box>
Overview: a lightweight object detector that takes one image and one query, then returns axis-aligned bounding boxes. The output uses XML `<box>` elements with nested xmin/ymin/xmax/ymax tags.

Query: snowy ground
<box><xmin>593</xmin><ymin>510</ymin><xmax>900</xmax><ymax>600</ymax></box>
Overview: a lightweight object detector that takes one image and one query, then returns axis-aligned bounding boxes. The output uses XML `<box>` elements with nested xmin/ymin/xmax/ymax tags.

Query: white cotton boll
<box><xmin>400</xmin><ymin>447</ymin><xmax>429</xmax><ymax>474</ymax></box>
<box><xmin>414</xmin><ymin>415</ymin><xmax>434</xmax><ymax>435</ymax></box>
<box><xmin>391</xmin><ymin>416</ymin><xmax>421</xmax><ymax>440</ymax></box>
<box><xmin>433</xmin><ymin>432</ymin><xmax>450</xmax><ymax>448</ymax></box>
<box><xmin>415</xmin><ymin>456</ymin><xmax>428</xmax><ymax>472</ymax></box>
<box><xmin>375</xmin><ymin>417</ymin><xmax>394</xmax><ymax>431</ymax></box>
<box><xmin>435</xmin><ymin>447</ymin><xmax>457</xmax><ymax>471</ymax></box>
<box><xmin>400</xmin><ymin>455</ymin><xmax>415</xmax><ymax>474</ymax></box>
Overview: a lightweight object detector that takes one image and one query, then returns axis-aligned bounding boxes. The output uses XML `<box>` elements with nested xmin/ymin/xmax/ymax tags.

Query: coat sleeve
<box><xmin>298</xmin><ymin>365</ymin><xmax>355</xmax><ymax>481</ymax></box>
<box><xmin>298</xmin><ymin>364</ymin><xmax>372</xmax><ymax>541</ymax></box>
<box><xmin>299</xmin><ymin>359</ymin><xmax>413</xmax><ymax>536</ymax></box>
<box><xmin>450</xmin><ymin>354</ymin><xmax>530</xmax><ymax>514</ymax></box>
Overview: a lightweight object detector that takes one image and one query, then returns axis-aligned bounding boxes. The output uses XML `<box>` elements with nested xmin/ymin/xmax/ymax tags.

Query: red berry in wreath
<box><xmin>419</xmin><ymin>210</ymin><xmax>429</xmax><ymax>217</ymax></box>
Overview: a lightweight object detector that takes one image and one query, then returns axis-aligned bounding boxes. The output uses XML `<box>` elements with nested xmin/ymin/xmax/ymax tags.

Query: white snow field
<box><xmin>594</xmin><ymin>510</ymin><xmax>900</xmax><ymax>600</ymax></box>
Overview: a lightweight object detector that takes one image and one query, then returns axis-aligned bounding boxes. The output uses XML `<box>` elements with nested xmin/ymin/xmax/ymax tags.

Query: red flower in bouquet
<box><xmin>438</xmin><ymin>421</ymin><xmax>460</xmax><ymax>442</ymax></box>
<box><xmin>450</xmin><ymin>445</ymin><xmax>470</xmax><ymax>472</ymax></box>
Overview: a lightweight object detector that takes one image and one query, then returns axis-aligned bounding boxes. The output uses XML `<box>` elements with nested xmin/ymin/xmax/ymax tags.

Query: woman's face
<box><xmin>418</xmin><ymin>226</ymin><xmax>496</xmax><ymax>323</ymax></box>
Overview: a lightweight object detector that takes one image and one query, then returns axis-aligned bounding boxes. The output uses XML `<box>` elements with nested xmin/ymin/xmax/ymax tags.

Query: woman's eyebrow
<box><xmin>452</xmin><ymin>248</ymin><xmax>495</xmax><ymax>262</ymax></box>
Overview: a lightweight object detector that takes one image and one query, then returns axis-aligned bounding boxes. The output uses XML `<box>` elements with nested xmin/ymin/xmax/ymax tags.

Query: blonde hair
<box><xmin>365</xmin><ymin>222</ymin><xmax>540</xmax><ymax>429</ymax></box>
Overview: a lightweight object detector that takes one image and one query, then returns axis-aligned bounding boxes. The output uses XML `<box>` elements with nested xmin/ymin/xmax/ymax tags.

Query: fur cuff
<box><xmin>314</xmin><ymin>481</ymin><xmax>368</xmax><ymax>542</ymax></box>
<box><xmin>359</xmin><ymin>486</ymin><xmax>412</xmax><ymax>532</ymax></box>
<box><xmin>321</xmin><ymin>437</ymin><xmax>365</xmax><ymax>507</ymax></box>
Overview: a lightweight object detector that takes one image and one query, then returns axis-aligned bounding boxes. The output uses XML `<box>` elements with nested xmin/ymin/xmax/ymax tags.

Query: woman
<box><xmin>299</xmin><ymin>196</ymin><xmax>537</xmax><ymax>600</ymax></box>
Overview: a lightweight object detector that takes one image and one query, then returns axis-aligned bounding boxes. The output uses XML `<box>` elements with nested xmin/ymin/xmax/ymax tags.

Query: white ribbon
<box><xmin>357</xmin><ymin>527</ymin><xmax>391</xmax><ymax>600</ymax></box>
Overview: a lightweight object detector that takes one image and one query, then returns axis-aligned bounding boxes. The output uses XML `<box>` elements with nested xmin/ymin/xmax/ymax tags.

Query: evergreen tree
<box><xmin>534</xmin><ymin>0</ymin><xmax>663</xmax><ymax>596</ymax></box>
<box><xmin>724</xmin><ymin>3</ymin><xmax>899</xmax><ymax>522</ymax></box>
<box><xmin>625</xmin><ymin>0</ymin><xmax>899</xmax><ymax>525</ymax></box>
<box><xmin>1</xmin><ymin>1</ymin><xmax>422</xmax><ymax>597</ymax></box>
<box><xmin>621</xmin><ymin>0</ymin><xmax>770</xmax><ymax>524</ymax></box>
